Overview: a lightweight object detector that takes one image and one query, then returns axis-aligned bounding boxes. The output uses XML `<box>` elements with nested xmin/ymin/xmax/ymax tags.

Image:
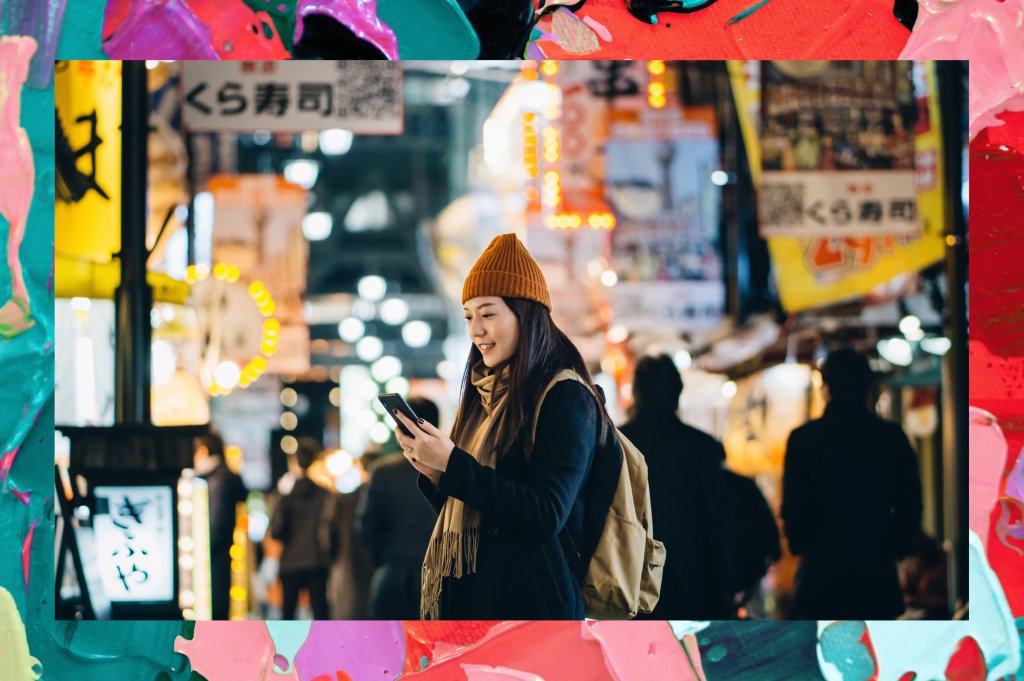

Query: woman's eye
<box><xmin>482</xmin><ymin>315</ymin><xmax>494</xmax><ymax>319</ymax></box>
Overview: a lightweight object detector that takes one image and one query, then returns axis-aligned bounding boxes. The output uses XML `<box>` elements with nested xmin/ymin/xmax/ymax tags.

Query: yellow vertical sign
<box><xmin>729</xmin><ymin>61</ymin><xmax>947</xmax><ymax>312</ymax></box>
<box><xmin>55</xmin><ymin>61</ymin><xmax>122</xmax><ymax>295</ymax></box>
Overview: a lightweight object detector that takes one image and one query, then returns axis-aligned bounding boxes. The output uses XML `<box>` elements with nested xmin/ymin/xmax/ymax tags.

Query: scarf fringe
<box><xmin>421</xmin><ymin>526</ymin><xmax>480</xmax><ymax>619</ymax></box>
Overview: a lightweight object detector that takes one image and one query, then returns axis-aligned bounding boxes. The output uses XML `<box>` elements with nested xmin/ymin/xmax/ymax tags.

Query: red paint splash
<box><xmin>22</xmin><ymin>518</ymin><xmax>38</xmax><ymax>593</ymax></box>
<box><xmin>403</xmin><ymin>621</ymin><xmax>503</xmax><ymax>672</ymax></box>
<box><xmin>1</xmin><ymin>445</ymin><xmax>20</xmax><ymax>482</ymax></box>
<box><xmin>943</xmin><ymin>636</ymin><xmax>988</xmax><ymax>681</ymax></box>
<box><xmin>971</xmin><ymin>108</ymin><xmax>1024</xmax><ymax>617</ymax></box>
<box><xmin>857</xmin><ymin>624</ymin><xmax>880</xmax><ymax>681</ymax></box>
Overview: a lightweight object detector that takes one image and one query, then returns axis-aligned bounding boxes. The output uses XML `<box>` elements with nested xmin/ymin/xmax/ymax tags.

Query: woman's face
<box><xmin>464</xmin><ymin>296</ymin><xmax>519</xmax><ymax>368</ymax></box>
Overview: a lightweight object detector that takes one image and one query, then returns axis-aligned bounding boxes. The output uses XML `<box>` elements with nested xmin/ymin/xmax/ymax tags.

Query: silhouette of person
<box><xmin>358</xmin><ymin>397</ymin><xmax>443</xmax><ymax>618</ymax></box>
<box><xmin>194</xmin><ymin>431</ymin><xmax>247</xmax><ymax>620</ymax></box>
<box><xmin>620</xmin><ymin>354</ymin><xmax>740</xmax><ymax>619</ymax></box>
<box><xmin>782</xmin><ymin>348</ymin><xmax>922</xmax><ymax>619</ymax></box>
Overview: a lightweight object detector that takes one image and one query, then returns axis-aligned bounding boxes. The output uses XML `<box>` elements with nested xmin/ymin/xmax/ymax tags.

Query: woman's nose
<box><xmin>469</xmin><ymin>319</ymin><xmax>484</xmax><ymax>337</ymax></box>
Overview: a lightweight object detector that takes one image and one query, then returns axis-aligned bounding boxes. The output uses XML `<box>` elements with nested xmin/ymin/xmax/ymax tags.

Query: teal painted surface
<box><xmin>56</xmin><ymin>0</ymin><xmax>106</xmax><ymax>59</ymax></box>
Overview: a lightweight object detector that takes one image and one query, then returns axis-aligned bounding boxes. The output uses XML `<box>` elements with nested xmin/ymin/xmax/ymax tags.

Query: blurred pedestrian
<box><xmin>270</xmin><ymin>438</ymin><xmax>342</xmax><ymax>619</ymax></box>
<box><xmin>328</xmin><ymin>455</ymin><xmax>374</xmax><ymax>619</ymax></box>
<box><xmin>393</xmin><ymin>233</ymin><xmax>621</xmax><ymax>619</ymax></box>
<box><xmin>358</xmin><ymin>397</ymin><xmax>443</xmax><ymax>618</ymax></box>
<box><xmin>720</xmin><ymin>467</ymin><xmax>781</xmax><ymax>617</ymax></box>
<box><xmin>194</xmin><ymin>431</ymin><xmax>247</xmax><ymax>620</ymax></box>
<box><xmin>620</xmin><ymin>354</ymin><xmax>741</xmax><ymax>619</ymax></box>
<box><xmin>782</xmin><ymin>347</ymin><xmax>922</xmax><ymax>619</ymax></box>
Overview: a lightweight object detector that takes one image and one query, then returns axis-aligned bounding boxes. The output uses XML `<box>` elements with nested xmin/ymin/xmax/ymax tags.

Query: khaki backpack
<box><xmin>528</xmin><ymin>369</ymin><xmax>666</xmax><ymax>619</ymax></box>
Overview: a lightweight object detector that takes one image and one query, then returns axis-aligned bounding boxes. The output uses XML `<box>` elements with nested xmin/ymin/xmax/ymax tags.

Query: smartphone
<box><xmin>377</xmin><ymin>393</ymin><xmax>421</xmax><ymax>437</ymax></box>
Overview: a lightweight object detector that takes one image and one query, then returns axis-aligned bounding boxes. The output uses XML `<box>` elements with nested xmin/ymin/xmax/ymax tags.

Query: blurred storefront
<box><xmin>54</xmin><ymin>59</ymin><xmax>966</xmax><ymax>620</ymax></box>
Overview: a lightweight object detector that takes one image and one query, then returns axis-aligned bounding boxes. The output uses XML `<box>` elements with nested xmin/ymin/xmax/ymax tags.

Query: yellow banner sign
<box><xmin>729</xmin><ymin>61</ymin><xmax>946</xmax><ymax>312</ymax></box>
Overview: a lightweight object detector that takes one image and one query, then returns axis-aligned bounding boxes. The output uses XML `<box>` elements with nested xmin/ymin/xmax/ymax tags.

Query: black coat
<box><xmin>271</xmin><ymin>478</ymin><xmax>341</xmax><ymax>573</ymax></box>
<box><xmin>620</xmin><ymin>410</ymin><xmax>739</xmax><ymax>619</ymax></box>
<box><xmin>418</xmin><ymin>380</ymin><xmax>598</xmax><ymax>619</ymax></box>
<box><xmin>781</xmin><ymin>400</ymin><xmax>922</xmax><ymax>619</ymax></box>
<box><xmin>357</xmin><ymin>453</ymin><xmax>438</xmax><ymax>619</ymax></box>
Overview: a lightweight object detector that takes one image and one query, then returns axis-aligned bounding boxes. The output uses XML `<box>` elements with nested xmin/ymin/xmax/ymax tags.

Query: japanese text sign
<box><xmin>759</xmin><ymin>170</ymin><xmax>919</xmax><ymax>238</ymax></box>
<box><xmin>182</xmin><ymin>61</ymin><xmax>402</xmax><ymax>134</ymax></box>
<box><xmin>93</xmin><ymin>485</ymin><xmax>174</xmax><ymax>603</ymax></box>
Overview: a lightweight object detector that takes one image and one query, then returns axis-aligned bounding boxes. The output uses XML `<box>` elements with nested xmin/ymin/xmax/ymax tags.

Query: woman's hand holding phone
<box><xmin>392</xmin><ymin>409</ymin><xmax>455</xmax><ymax>478</ymax></box>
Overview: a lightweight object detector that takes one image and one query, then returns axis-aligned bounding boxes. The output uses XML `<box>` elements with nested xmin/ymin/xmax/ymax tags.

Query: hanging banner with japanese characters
<box><xmin>729</xmin><ymin>60</ymin><xmax>945</xmax><ymax>312</ymax></box>
<box><xmin>93</xmin><ymin>485</ymin><xmax>175</xmax><ymax>604</ymax></box>
<box><xmin>55</xmin><ymin>60</ymin><xmax>122</xmax><ymax>268</ymax></box>
<box><xmin>759</xmin><ymin>61</ymin><xmax>919</xmax><ymax>238</ymax></box>
<box><xmin>182</xmin><ymin>61</ymin><xmax>402</xmax><ymax>134</ymax></box>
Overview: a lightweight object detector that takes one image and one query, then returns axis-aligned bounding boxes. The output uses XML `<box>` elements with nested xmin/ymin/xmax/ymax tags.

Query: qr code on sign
<box><xmin>760</xmin><ymin>183</ymin><xmax>804</xmax><ymax>226</ymax></box>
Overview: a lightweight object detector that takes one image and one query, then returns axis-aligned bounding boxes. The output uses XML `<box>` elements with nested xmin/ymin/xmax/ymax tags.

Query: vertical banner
<box><xmin>731</xmin><ymin>61</ymin><xmax>946</xmax><ymax>312</ymax></box>
<box><xmin>55</xmin><ymin>60</ymin><xmax>123</xmax><ymax>296</ymax></box>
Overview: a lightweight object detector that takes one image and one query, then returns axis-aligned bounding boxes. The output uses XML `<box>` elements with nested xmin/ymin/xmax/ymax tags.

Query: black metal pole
<box><xmin>937</xmin><ymin>60</ymin><xmax>967</xmax><ymax>611</ymax></box>
<box><xmin>114</xmin><ymin>61</ymin><xmax>152</xmax><ymax>425</ymax></box>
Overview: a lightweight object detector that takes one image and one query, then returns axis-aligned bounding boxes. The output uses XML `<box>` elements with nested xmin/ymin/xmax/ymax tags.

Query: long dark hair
<box><xmin>450</xmin><ymin>297</ymin><xmax>616</xmax><ymax>459</ymax></box>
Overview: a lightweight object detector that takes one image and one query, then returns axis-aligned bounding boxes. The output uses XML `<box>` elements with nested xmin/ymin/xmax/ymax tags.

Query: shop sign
<box><xmin>608</xmin><ymin>280</ymin><xmax>725</xmax><ymax>332</ymax></box>
<box><xmin>729</xmin><ymin>61</ymin><xmax>946</xmax><ymax>312</ymax></box>
<box><xmin>182</xmin><ymin>61</ymin><xmax>402</xmax><ymax>134</ymax></box>
<box><xmin>55</xmin><ymin>60</ymin><xmax>122</xmax><ymax>264</ymax></box>
<box><xmin>93</xmin><ymin>485</ymin><xmax>175</xmax><ymax>603</ymax></box>
<box><xmin>759</xmin><ymin>170</ymin><xmax>919</xmax><ymax>238</ymax></box>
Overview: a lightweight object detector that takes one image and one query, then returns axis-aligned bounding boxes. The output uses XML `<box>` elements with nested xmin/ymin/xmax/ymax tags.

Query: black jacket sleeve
<box><xmin>270</xmin><ymin>492</ymin><xmax>289</xmax><ymax>543</ymax></box>
<box><xmin>781</xmin><ymin>428</ymin><xmax>809</xmax><ymax>555</ymax></box>
<box><xmin>888</xmin><ymin>423</ymin><xmax>923</xmax><ymax>558</ymax></box>
<box><xmin>417</xmin><ymin>472</ymin><xmax>448</xmax><ymax>515</ymax></box>
<box><xmin>437</xmin><ymin>381</ymin><xmax>597</xmax><ymax>538</ymax></box>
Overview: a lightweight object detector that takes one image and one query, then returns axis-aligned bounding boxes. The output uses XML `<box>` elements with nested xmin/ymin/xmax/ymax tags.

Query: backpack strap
<box><xmin>525</xmin><ymin>368</ymin><xmax>587</xmax><ymax>460</ymax></box>
<box><xmin>525</xmin><ymin>368</ymin><xmax>596</xmax><ymax>582</ymax></box>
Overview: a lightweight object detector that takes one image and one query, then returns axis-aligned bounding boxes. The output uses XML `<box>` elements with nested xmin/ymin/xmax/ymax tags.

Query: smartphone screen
<box><xmin>377</xmin><ymin>393</ymin><xmax>420</xmax><ymax>437</ymax></box>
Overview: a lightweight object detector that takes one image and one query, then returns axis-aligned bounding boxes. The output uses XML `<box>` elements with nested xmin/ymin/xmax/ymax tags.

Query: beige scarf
<box><xmin>420</xmin><ymin>361</ymin><xmax>509</xmax><ymax>619</ymax></box>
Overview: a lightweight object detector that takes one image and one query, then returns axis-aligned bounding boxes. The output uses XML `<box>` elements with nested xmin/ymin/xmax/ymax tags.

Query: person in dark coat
<box><xmin>270</xmin><ymin>438</ymin><xmax>342</xmax><ymax>619</ymax></box>
<box><xmin>390</xmin><ymin>233</ymin><xmax>619</xmax><ymax>620</ymax></box>
<box><xmin>619</xmin><ymin>354</ymin><xmax>741</xmax><ymax>619</ymax></box>
<box><xmin>781</xmin><ymin>347</ymin><xmax>922</xmax><ymax>619</ymax></box>
<box><xmin>194</xmin><ymin>431</ymin><xmax>247</xmax><ymax>620</ymax></box>
<box><xmin>721</xmin><ymin>467</ymin><xmax>781</xmax><ymax>616</ymax></box>
<box><xmin>357</xmin><ymin>397</ymin><xmax>444</xmax><ymax>619</ymax></box>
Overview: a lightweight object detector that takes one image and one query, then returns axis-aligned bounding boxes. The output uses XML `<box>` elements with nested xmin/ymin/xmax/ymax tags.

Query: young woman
<box><xmin>391</xmin><ymin>233</ymin><xmax>617</xmax><ymax>619</ymax></box>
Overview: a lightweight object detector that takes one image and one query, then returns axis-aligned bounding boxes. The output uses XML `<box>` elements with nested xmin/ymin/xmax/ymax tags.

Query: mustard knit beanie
<box><xmin>462</xmin><ymin>233</ymin><xmax>552</xmax><ymax>311</ymax></box>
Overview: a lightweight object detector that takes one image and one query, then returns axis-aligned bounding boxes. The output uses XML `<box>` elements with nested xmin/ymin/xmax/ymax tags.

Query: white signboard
<box><xmin>93</xmin><ymin>485</ymin><xmax>175</xmax><ymax>603</ymax></box>
<box><xmin>182</xmin><ymin>61</ymin><xmax>403</xmax><ymax>134</ymax></box>
<box><xmin>760</xmin><ymin>170</ymin><xmax>919</xmax><ymax>238</ymax></box>
<box><xmin>609</xmin><ymin>281</ymin><xmax>725</xmax><ymax>332</ymax></box>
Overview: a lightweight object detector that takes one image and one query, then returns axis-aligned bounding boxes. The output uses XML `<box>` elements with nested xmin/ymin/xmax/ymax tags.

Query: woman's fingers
<box><xmin>392</xmin><ymin>409</ymin><xmax>420</xmax><ymax>436</ymax></box>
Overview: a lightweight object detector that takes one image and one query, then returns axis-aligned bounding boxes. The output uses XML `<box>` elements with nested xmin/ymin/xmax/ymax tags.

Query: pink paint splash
<box><xmin>582</xmin><ymin>620</ymin><xmax>706</xmax><ymax>681</ymax></box>
<box><xmin>174</xmin><ymin>621</ymin><xmax>299</xmax><ymax>681</ymax></box>
<box><xmin>295</xmin><ymin>0</ymin><xmax>400</xmax><ymax>60</ymax></box>
<box><xmin>0</xmin><ymin>37</ymin><xmax>37</xmax><ymax>340</ymax></box>
<box><xmin>970</xmin><ymin>407</ymin><xmax>1009</xmax><ymax>553</ymax></box>
<box><xmin>997</xmin><ymin>446</ymin><xmax>1024</xmax><ymax>555</ymax></box>
<box><xmin>21</xmin><ymin>518</ymin><xmax>38</xmax><ymax>594</ymax></box>
<box><xmin>898</xmin><ymin>0</ymin><xmax>1024</xmax><ymax>140</ymax></box>
<box><xmin>582</xmin><ymin>15</ymin><xmax>612</xmax><ymax>42</ymax></box>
